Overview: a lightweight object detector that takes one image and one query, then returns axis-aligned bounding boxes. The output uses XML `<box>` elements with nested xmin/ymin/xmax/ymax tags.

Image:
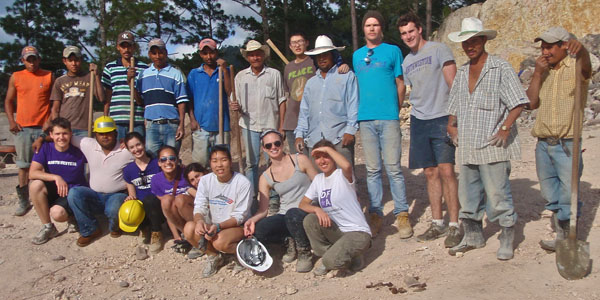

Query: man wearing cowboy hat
<box><xmin>525</xmin><ymin>27</ymin><xmax>591</xmax><ymax>252</ymax></box>
<box><xmin>446</xmin><ymin>17</ymin><xmax>529</xmax><ymax>260</ymax></box>
<box><xmin>294</xmin><ymin>35</ymin><xmax>358</xmax><ymax>165</ymax></box>
<box><xmin>397</xmin><ymin>12</ymin><xmax>461</xmax><ymax>248</ymax></box>
<box><xmin>230</xmin><ymin>40</ymin><xmax>285</xmax><ymax>194</ymax></box>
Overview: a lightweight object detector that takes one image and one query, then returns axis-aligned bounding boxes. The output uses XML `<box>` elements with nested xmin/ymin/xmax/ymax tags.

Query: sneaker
<box><xmin>282</xmin><ymin>237</ymin><xmax>297</xmax><ymax>263</ymax></box>
<box><xmin>369</xmin><ymin>213</ymin><xmax>383</xmax><ymax>237</ymax></box>
<box><xmin>67</xmin><ymin>218</ymin><xmax>79</xmax><ymax>233</ymax></box>
<box><xmin>76</xmin><ymin>228</ymin><xmax>102</xmax><ymax>247</ymax></box>
<box><xmin>31</xmin><ymin>224</ymin><xmax>59</xmax><ymax>245</ymax></box>
<box><xmin>139</xmin><ymin>226</ymin><xmax>150</xmax><ymax>244</ymax></box>
<box><xmin>149</xmin><ymin>231</ymin><xmax>163</xmax><ymax>253</ymax></box>
<box><xmin>296</xmin><ymin>247</ymin><xmax>314</xmax><ymax>273</ymax></box>
<box><xmin>444</xmin><ymin>226</ymin><xmax>462</xmax><ymax>248</ymax></box>
<box><xmin>313</xmin><ymin>262</ymin><xmax>328</xmax><ymax>276</ymax></box>
<box><xmin>202</xmin><ymin>253</ymin><xmax>224</xmax><ymax>278</ymax></box>
<box><xmin>416</xmin><ymin>223</ymin><xmax>447</xmax><ymax>242</ymax></box>
<box><xmin>188</xmin><ymin>247</ymin><xmax>205</xmax><ymax>259</ymax></box>
<box><xmin>232</xmin><ymin>258</ymin><xmax>245</xmax><ymax>274</ymax></box>
<box><xmin>396</xmin><ymin>212</ymin><xmax>413</xmax><ymax>239</ymax></box>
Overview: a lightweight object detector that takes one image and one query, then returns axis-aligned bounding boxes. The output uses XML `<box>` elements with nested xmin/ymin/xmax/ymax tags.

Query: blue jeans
<box><xmin>116</xmin><ymin>124</ymin><xmax>145</xmax><ymax>141</ymax></box>
<box><xmin>535</xmin><ymin>139</ymin><xmax>583</xmax><ymax>221</ymax></box>
<box><xmin>242</xmin><ymin>128</ymin><xmax>267</xmax><ymax>195</ymax></box>
<box><xmin>67</xmin><ymin>186</ymin><xmax>127</xmax><ymax>236</ymax></box>
<box><xmin>359</xmin><ymin>120</ymin><xmax>407</xmax><ymax>216</ymax></box>
<box><xmin>458</xmin><ymin>162</ymin><xmax>517</xmax><ymax>227</ymax></box>
<box><xmin>145</xmin><ymin>121</ymin><xmax>180</xmax><ymax>157</ymax></box>
<box><xmin>192</xmin><ymin>129</ymin><xmax>231</xmax><ymax>167</ymax></box>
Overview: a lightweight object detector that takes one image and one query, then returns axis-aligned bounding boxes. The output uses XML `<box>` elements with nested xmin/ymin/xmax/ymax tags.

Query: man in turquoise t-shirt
<box><xmin>352</xmin><ymin>10</ymin><xmax>411</xmax><ymax>238</ymax></box>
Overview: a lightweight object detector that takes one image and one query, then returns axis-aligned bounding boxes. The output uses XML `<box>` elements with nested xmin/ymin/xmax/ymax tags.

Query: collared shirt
<box><xmin>101</xmin><ymin>59</ymin><xmax>148</xmax><ymax>125</ymax></box>
<box><xmin>72</xmin><ymin>136</ymin><xmax>133</xmax><ymax>193</ymax></box>
<box><xmin>294</xmin><ymin>65</ymin><xmax>359</xmax><ymax>148</ymax></box>
<box><xmin>136</xmin><ymin>63</ymin><xmax>188</xmax><ymax>121</ymax></box>
<box><xmin>531</xmin><ymin>56</ymin><xmax>589</xmax><ymax>139</ymax></box>
<box><xmin>448</xmin><ymin>55</ymin><xmax>529</xmax><ymax>165</ymax></box>
<box><xmin>234</xmin><ymin>66</ymin><xmax>285</xmax><ymax>132</ymax></box>
<box><xmin>187</xmin><ymin>64</ymin><xmax>230</xmax><ymax>132</ymax></box>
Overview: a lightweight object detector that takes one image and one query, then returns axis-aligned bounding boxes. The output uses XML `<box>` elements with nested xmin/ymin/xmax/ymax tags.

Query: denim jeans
<box><xmin>116</xmin><ymin>124</ymin><xmax>145</xmax><ymax>142</ymax></box>
<box><xmin>145</xmin><ymin>121</ymin><xmax>180</xmax><ymax>157</ymax></box>
<box><xmin>67</xmin><ymin>186</ymin><xmax>127</xmax><ymax>236</ymax></box>
<box><xmin>359</xmin><ymin>120</ymin><xmax>407</xmax><ymax>216</ymax></box>
<box><xmin>254</xmin><ymin>214</ymin><xmax>289</xmax><ymax>245</ymax></box>
<box><xmin>458</xmin><ymin>162</ymin><xmax>517</xmax><ymax>227</ymax></box>
<box><xmin>192</xmin><ymin>129</ymin><xmax>231</xmax><ymax>167</ymax></box>
<box><xmin>535</xmin><ymin>139</ymin><xmax>583</xmax><ymax>221</ymax></box>
<box><xmin>241</xmin><ymin>127</ymin><xmax>267</xmax><ymax>194</ymax></box>
<box><xmin>285</xmin><ymin>208</ymin><xmax>311</xmax><ymax>248</ymax></box>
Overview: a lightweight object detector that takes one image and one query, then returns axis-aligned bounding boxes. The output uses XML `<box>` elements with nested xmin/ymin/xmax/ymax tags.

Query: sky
<box><xmin>0</xmin><ymin>0</ymin><xmax>257</xmax><ymax>59</ymax></box>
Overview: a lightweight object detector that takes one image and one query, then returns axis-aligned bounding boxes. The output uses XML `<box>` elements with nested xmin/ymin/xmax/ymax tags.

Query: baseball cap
<box><xmin>534</xmin><ymin>27</ymin><xmax>572</xmax><ymax>43</ymax></box>
<box><xmin>21</xmin><ymin>46</ymin><xmax>40</xmax><ymax>59</ymax></box>
<box><xmin>148</xmin><ymin>38</ymin><xmax>166</xmax><ymax>50</ymax></box>
<box><xmin>198</xmin><ymin>38</ymin><xmax>217</xmax><ymax>50</ymax></box>
<box><xmin>117</xmin><ymin>31</ymin><xmax>135</xmax><ymax>45</ymax></box>
<box><xmin>63</xmin><ymin>46</ymin><xmax>82</xmax><ymax>58</ymax></box>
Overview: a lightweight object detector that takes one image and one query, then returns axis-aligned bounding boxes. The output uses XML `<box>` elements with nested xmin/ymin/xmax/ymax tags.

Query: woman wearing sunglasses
<box><xmin>243</xmin><ymin>129</ymin><xmax>318</xmax><ymax>273</ymax></box>
<box><xmin>150</xmin><ymin>145</ymin><xmax>193</xmax><ymax>250</ymax></box>
<box><xmin>123</xmin><ymin>132</ymin><xmax>164</xmax><ymax>252</ymax></box>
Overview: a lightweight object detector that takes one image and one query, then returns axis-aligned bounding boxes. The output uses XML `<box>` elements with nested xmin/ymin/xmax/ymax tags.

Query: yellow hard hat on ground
<box><xmin>119</xmin><ymin>200</ymin><xmax>145</xmax><ymax>232</ymax></box>
<box><xmin>93</xmin><ymin>116</ymin><xmax>117</xmax><ymax>133</ymax></box>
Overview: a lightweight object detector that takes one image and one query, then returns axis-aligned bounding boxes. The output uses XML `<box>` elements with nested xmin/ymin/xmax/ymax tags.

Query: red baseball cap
<box><xmin>198</xmin><ymin>38</ymin><xmax>217</xmax><ymax>50</ymax></box>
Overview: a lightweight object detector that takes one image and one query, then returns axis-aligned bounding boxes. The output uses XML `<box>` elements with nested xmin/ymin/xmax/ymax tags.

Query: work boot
<box><xmin>296</xmin><ymin>247</ymin><xmax>313</xmax><ymax>273</ymax></box>
<box><xmin>313</xmin><ymin>261</ymin><xmax>328</xmax><ymax>276</ymax></box>
<box><xmin>416</xmin><ymin>223</ymin><xmax>447</xmax><ymax>242</ymax></box>
<box><xmin>369</xmin><ymin>213</ymin><xmax>383</xmax><ymax>236</ymax></box>
<box><xmin>396</xmin><ymin>212</ymin><xmax>413</xmax><ymax>239</ymax></box>
<box><xmin>449</xmin><ymin>219</ymin><xmax>485</xmax><ymax>256</ymax></box>
<box><xmin>497</xmin><ymin>226</ymin><xmax>515</xmax><ymax>260</ymax></box>
<box><xmin>539</xmin><ymin>213</ymin><xmax>568</xmax><ymax>252</ymax></box>
<box><xmin>14</xmin><ymin>185</ymin><xmax>31</xmax><ymax>216</ymax></box>
<box><xmin>350</xmin><ymin>255</ymin><xmax>364</xmax><ymax>272</ymax></box>
<box><xmin>31</xmin><ymin>223</ymin><xmax>59</xmax><ymax>245</ymax></box>
<box><xmin>202</xmin><ymin>253</ymin><xmax>224</xmax><ymax>278</ymax></box>
<box><xmin>444</xmin><ymin>225</ymin><xmax>462</xmax><ymax>248</ymax></box>
<box><xmin>149</xmin><ymin>231</ymin><xmax>163</xmax><ymax>253</ymax></box>
<box><xmin>139</xmin><ymin>226</ymin><xmax>150</xmax><ymax>244</ymax></box>
<box><xmin>232</xmin><ymin>258</ymin><xmax>245</xmax><ymax>274</ymax></box>
<box><xmin>282</xmin><ymin>237</ymin><xmax>297</xmax><ymax>263</ymax></box>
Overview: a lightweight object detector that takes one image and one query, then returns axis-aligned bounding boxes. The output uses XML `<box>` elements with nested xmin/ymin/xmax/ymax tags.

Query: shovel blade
<box><xmin>555</xmin><ymin>238</ymin><xmax>591</xmax><ymax>280</ymax></box>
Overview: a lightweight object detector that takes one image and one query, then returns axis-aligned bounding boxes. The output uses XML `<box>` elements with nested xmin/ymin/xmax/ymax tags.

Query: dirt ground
<box><xmin>0</xmin><ymin>120</ymin><xmax>599</xmax><ymax>300</ymax></box>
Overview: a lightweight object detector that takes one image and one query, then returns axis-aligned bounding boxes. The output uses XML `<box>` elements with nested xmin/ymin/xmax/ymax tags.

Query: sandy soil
<box><xmin>0</xmin><ymin>121</ymin><xmax>599</xmax><ymax>300</ymax></box>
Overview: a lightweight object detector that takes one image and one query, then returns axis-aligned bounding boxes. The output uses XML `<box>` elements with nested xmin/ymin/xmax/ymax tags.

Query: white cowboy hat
<box><xmin>240</xmin><ymin>40</ymin><xmax>270</xmax><ymax>60</ymax></box>
<box><xmin>448</xmin><ymin>17</ymin><xmax>497</xmax><ymax>43</ymax></box>
<box><xmin>304</xmin><ymin>35</ymin><xmax>346</xmax><ymax>56</ymax></box>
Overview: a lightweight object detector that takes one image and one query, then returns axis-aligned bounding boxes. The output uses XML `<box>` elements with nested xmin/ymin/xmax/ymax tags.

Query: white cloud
<box><xmin>168</xmin><ymin>44</ymin><xmax>197</xmax><ymax>59</ymax></box>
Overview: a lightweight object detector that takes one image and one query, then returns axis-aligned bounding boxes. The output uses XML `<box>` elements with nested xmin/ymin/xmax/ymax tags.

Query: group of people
<box><xmin>4</xmin><ymin>9</ymin><xmax>591</xmax><ymax>277</ymax></box>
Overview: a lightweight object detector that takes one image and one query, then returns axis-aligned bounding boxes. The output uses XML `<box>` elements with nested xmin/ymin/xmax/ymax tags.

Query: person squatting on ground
<box><xmin>50</xmin><ymin>46</ymin><xmax>104</xmax><ymax>137</ymax></box>
<box><xmin>244</xmin><ymin>130</ymin><xmax>318</xmax><ymax>273</ymax></box>
<box><xmin>525</xmin><ymin>27</ymin><xmax>592</xmax><ymax>252</ymax></box>
<box><xmin>397</xmin><ymin>12</ymin><xmax>461</xmax><ymax>247</ymax></box>
<box><xmin>294</xmin><ymin>35</ymin><xmax>358</xmax><ymax>167</ymax></box>
<box><xmin>183</xmin><ymin>162</ymin><xmax>208</xmax><ymax>199</ymax></box>
<box><xmin>184</xmin><ymin>145</ymin><xmax>253</xmax><ymax>277</ymax></box>
<box><xmin>352</xmin><ymin>10</ymin><xmax>411</xmax><ymax>238</ymax></box>
<box><xmin>446</xmin><ymin>17</ymin><xmax>529</xmax><ymax>260</ymax></box>
<box><xmin>187</xmin><ymin>38</ymin><xmax>232</xmax><ymax>169</ymax></box>
<box><xmin>29</xmin><ymin>118</ymin><xmax>86</xmax><ymax>244</ymax></box>
<box><xmin>299</xmin><ymin>140</ymin><xmax>372</xmax><ymax>276</ymax></box>
<box><xmin>122</xmin><ymin>132</ymin><xmax>164</xmax><ymax>253</ymax></box>
<box><xmin>132</xmin><ymin>38</ymin><xmax>188</xmax><ymax>156</ymax></box>
<box><xmin>4</xmin><ymin>45</ymin><xmax>54</xmax><ymax>217</ymax></box>
<box><xmin>101</xmin><ymin>31</ymin><xmax>148</xmax><ymax>140</ymax></box>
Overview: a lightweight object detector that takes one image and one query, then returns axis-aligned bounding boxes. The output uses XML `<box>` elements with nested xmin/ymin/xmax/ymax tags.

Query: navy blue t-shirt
<box><xmin>123</xmin><ymin>158</ymin><xmax>161</xmax><ymax>200</ymax></box>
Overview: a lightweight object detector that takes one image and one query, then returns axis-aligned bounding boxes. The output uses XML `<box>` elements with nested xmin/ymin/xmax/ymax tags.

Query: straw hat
<box><xmin>448</xmin><ymin>17</ymin><xmax>497</xmax><ymax>43</ymax></box>
<box><xmin>240</xmin><ymin>40</ymin><xmax>270</xmax><ymax>59</ymax></box>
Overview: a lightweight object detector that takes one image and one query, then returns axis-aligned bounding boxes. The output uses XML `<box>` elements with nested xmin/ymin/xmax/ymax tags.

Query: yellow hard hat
<box><xmin>93</xmin><ymin>116</ymin><xmax>117</xmax><ymax>133</ymax></box>
<box><xmin>118</xmin><ymin>200</ymin><xmax>145</xmax><ymax>232</ymax></box>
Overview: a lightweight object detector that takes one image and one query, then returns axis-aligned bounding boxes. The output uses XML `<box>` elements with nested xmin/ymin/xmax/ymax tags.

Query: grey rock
<box><xmin>53</xmin><ymin>255</ymin><xmax>66</xmax><ymax>261</ymax></box>
<box><xmin>119</xmin><ymin>281</ymin><xmax>130</xmax><ymax>288</ymax></box>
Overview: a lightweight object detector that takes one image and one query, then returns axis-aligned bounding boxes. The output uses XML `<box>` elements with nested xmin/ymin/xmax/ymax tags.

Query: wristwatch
<box><xmin>501</xmin><ymin>125</ymin><xmax>508</xmax><ymax>131</ymax></box>
<box><xmin>39</xmin><ymin>132</ymin><xmax>47</xmax><ymax>139</ymax></box>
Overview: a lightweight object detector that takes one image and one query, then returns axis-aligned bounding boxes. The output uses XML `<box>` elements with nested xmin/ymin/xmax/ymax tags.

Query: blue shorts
<box><xmin>408</xmin><ymin>115</ymin><xmax>455</xmax><ymax>169</ymax></box>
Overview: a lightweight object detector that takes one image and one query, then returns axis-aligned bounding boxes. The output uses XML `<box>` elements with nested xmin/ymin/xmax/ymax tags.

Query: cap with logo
<box><xmin>148</xmin><ymin>38</ymin><xmax>166</xmax><ymax>50</ymax></box>
<box><xmin>21</xmin><ymin>46</ymin><xmax>40</xmax><ymax>59</ymax></box>
<box><xmin>198</xmin><ymin>38</ymin><xmax>217</xmax><ymax>50</ymax></box>
<box><xmin>63</xmin><ymin>45</ymin><xmax>82</xmax><ymax>58</ymax></box>
<box><xmin>117</xmin><ymin>31</ymin><xmax>135</xmax><ymax>46</ymax></box>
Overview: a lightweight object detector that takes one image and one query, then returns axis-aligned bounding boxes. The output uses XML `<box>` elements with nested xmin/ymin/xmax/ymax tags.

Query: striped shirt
<box><xmin>531</xmin><ymin>56</ymin><xmax>589</xmax><ymax>139</ymax></box>
<box><xmin>136</xmin><ymin>63</ymin><xmax>188</xmax><ymax>120</ymax></box>
<box><xmin>101</xmin><ymin>59</ymin><xmax>148</xmax><ymax>125</ymax></box>
<box><xmin>448</xmin><ymin>55</ymin><xmax>529</xmax><ymax>165</ymax></box>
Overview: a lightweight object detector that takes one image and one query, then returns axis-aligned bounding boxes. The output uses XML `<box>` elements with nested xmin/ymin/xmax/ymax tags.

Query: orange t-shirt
<box><xmin>13</xmin><ymin>69</ymin><xmax>52</xmax><ymax>127</ymax></box>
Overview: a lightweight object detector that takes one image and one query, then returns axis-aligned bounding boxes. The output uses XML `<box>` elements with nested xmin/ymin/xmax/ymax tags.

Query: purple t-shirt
<box><xmin>151</xmin><ymin>169</ymin><xmax>191</xmax><ymax>197</ymax></box>
<box><xmin>123</xmin><ymin>158</ymin><xmax>161</xmax><ymax>200</ymax></box>
<box><xmin>32</xmin><ymin>142</ymin><xmax>88</xmax><ymax>188</ymax></box>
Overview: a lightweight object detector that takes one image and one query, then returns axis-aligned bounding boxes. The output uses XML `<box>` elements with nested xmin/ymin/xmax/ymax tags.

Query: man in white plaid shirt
<box><xmin>446</xmin><ymin>17</ymin><xmax>529</xmax><ymax>261</ymax></box>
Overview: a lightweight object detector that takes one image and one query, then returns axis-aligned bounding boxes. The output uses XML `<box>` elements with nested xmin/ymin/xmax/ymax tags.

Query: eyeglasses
<box><xmin>364</xmin><ymin>49</ymin><xmax>374</xmax><ymax>65</ymax></box>
<box><xmin>263</xmin><ymin>140</ymin><xmax>282</xmax><ymax>150</ymax></box>
<box><xmin>290</xmin><ymin>40</ymin><xmax>306</xmax><ymax>46</ymax></box>
<box><xmin>159</xmin><ymin>155</ymin><xmax>177</xmax><ymax>162</ymax></box>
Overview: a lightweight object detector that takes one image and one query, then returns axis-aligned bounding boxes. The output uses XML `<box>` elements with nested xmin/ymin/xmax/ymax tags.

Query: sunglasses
<box><xmin>139</xmin><ymin>170</ymin><xmax>147</xmax><ymax>186</ymax></box>
<box><xmin>364</xmin><ymin>49</ymin><xmax>374</xmax><ymax>65</ymax></box>
<box><xmin>159</xmin><ymin>155</ymin><xmax>177</xmax><ymax>162</ymax></box>
<box><xmin>263</xmin><ymin>140</ymin><xmax>282</xmax><ymax>150</ymax></box>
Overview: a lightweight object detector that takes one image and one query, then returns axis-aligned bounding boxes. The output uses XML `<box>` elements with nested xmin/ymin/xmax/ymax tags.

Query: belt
<box><xmin>538</xmin><ymin>137</ymin><xmax>572</xmax><ymax>156</ymax></box>
<box><xmin>148</xmin><ymin>119</ymin><xmax>180</xmax><ymax>125</ymax></box>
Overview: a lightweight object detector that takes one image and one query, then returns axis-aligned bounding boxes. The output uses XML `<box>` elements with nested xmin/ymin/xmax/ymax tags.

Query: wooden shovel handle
<box><xmin>568</xmin><ymin>56</ymin><xmax>584</xmax><ymax>240</ymax></box>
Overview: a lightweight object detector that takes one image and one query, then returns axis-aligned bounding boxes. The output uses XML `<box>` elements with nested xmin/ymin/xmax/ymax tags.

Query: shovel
<box><xmin>555</xmin><ymin>55</ymin><xmax>591</xmax><ymax>280</ymax></box>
